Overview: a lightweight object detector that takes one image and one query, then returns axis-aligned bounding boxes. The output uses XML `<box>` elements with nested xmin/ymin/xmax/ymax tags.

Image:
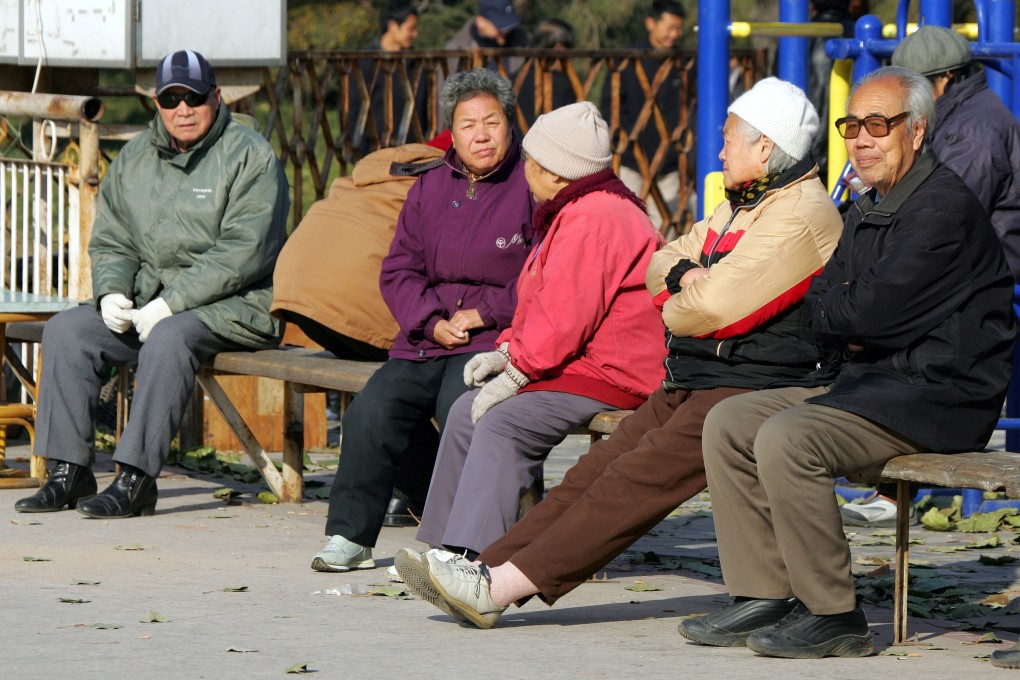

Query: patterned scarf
<box><xmin>725</xmin><ymin>170</ymin><xmax>782</xmax><ymax>208</ymax></box>
<box><xmin>723</xmin><ymin>156</ymin><xmax>817</xmax><ymax>209</ymax></box>
<box><xmin>532</xmin><ymin>168</ymin><xmax>647</xmax><ymax>237</ymax></box>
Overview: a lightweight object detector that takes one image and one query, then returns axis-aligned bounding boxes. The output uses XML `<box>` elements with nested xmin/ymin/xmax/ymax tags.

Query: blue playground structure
<box><xmin>695</xmin><ymin>0</ymin><xmax>1020</xmax><ymax>516</ymax></box>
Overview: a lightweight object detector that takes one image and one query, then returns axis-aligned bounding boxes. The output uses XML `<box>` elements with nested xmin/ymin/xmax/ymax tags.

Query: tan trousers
<box><xmin>703</xmin><ymin>386</ymin><xmax>924</xmax><ymax>614</ymax></box>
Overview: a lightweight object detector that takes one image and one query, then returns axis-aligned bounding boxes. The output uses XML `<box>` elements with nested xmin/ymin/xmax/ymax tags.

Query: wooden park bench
<box><xmin>200</xmin><ymin>346</ymin><xmax>634</xmax><ymax>504</ymax></box>
<box><xmin>852</xmin><ymin>451</ymin><xmax>1020</xmax><ymax>644</ymax></box>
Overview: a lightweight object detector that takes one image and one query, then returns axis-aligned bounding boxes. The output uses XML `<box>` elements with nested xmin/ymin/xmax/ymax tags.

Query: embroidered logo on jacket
<box><xmin>496</xmin><ymin>233</ymin><xmax>525</xmax><ymax>249</ymax></box>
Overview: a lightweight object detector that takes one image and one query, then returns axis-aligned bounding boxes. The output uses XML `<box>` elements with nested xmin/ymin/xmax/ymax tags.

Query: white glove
<box><xmin>133</xmin><ymin>297</ymin><xmax>173</xmax><ymax>342</ymax></box>
<box><xmin>470</xmin><ymin>363</ymin><xmax>530</xmax><ymax>423</ymax></box>
<box><xmin>99</xmin><ymin>293</ymin><xmax>136</xmax><ymax>334</ymax></box>
<box><xmin>464</xmin><ymin>342</ymin><xmax>511</xmax><ymax>387</ymax></box>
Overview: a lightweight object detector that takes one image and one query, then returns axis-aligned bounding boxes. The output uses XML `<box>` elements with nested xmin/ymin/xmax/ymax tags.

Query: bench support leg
<box><xmin>197</xmin><ymin>371</ymin><xmax>293</xmax><ymax>502</ymax></box>
<box><xmin>893</xmin><ymin>478</ymin><xmax>911</xmax><ymax>644</ymax></box>
<box><xmin>281</xmin><ymin>383</ymin><xmax>304</xmax><ymax>503</ymax></box>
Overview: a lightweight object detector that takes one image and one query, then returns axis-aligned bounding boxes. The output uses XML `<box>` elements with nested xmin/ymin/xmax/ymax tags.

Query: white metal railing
<box><xmin>0</xmin><ymin>157</ymin><xmax>79</xmax><ymax>299</ymax></box>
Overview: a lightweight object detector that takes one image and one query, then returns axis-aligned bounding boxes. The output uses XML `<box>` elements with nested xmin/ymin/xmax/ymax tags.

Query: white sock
<box><xmin>488</xmin><ymin>561</ymin><xmax>539</xmax><ymax>608</ymax></box>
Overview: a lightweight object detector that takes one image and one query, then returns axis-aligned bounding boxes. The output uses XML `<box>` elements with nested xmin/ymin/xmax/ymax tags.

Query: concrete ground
<box><xmin>4</xmin><ymin>433</ymin><xmax>1020</xmax><ymax>680</ymax></box>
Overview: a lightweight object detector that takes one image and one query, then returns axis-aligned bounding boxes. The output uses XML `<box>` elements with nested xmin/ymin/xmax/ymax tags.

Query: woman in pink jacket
<box><xmin>413</xmin><ymin>101</ymin><xmax>666</xmax><ymax>560</ymax></box>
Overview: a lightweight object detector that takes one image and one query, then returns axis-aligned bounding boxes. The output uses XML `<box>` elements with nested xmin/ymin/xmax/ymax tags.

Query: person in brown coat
<box><xmin>271</xmin><ymin>138</ymin><xmax>449</xmax><ymax>527</ymax></box>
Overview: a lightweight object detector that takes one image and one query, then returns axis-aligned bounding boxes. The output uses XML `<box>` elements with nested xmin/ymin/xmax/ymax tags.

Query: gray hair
<box><xmin>735</xmin><ymin>116</ymin><xmax>798</xmax><ymax>175</ymax></box>
<box><xmin>440</xmin><ymin>69</ymin><xmax>516</xmax><ymax>130</ymax></box>
<box><xmin>849</xmin><ymin>65</ymin><xmax>935</xmax><ymax>150</ymax></box>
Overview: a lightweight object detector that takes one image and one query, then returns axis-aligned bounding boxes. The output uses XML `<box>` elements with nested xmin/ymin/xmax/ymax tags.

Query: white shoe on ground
<box><xmin>310</xmin><ymin>535</ymin><xmax>375</xmax><ymax>572</ymax></box>
<box><xmin>424</xmin><ymin>552</ymin><xmax>506</xmax><ymax>629</ymax></box>
<box><xmin>840</xmin><ymin>492</ymin><xmax>914</xmax><ymax>528</ymax></box>
<box><xmin>395</xmin><ymin>548</ymin><xmax>469</xmax><ymax>623</ymax></box>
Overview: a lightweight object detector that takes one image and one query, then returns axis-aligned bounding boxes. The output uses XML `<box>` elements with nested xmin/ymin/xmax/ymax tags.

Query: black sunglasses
<box><xmin>834</xmin><ymin>112</ymin><xmax>910</xmax><ymax>139</ymax></box>
<box><xmin>156</xmin><ymin>90</ymin><xmax>211</xmax><ymax>109</ymax></box>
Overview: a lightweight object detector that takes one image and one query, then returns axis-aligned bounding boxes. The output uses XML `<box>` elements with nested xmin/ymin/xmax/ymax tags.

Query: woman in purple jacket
<box><xmin>312</xmin><ymin>69</ymin><xmax>536</xmax><ymax>572</ymax></box>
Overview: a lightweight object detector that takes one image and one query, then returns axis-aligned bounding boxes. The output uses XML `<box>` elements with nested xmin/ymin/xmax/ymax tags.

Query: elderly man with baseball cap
<box><xmin>395</xmin><ymin>80</ymin><xmax>843</xmax><ymax>630</ymax></box>
<box><xmin>891</xmin><ymin>25</ymin><xmax>1020</xmax><ymax>283</ymax></box>
<box><xmin>14</xmin><ymin>50</ymin><xmax>289</xmax><ymax>519</ymax></box>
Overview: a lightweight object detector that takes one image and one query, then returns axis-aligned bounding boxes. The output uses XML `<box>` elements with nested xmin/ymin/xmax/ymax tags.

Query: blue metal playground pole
<box><xmin>777</xmin><ymin>0</ymin><xmax>810</xmax><ymax>91</ymax></box>
<box><xmin>918</xmin><ymin>0</ymin><xmax>953</xmax><ymax>27</ymax></box>
<box><xmin>696</xmin><ymin>0</ymin><xmax>729</xmax><ymax>220</ymax></box>
<box><xmin>987</xmin><ymin>0</ymin><xmax>1017</xmax><ymax>103</ymax></box>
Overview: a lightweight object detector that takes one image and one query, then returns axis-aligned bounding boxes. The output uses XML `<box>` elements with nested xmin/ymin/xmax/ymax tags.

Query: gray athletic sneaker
<box><xmin>425</xmin><ymin>552</ymin><xmax>506</xmax><ymax>629</ymax></box>
<box><xmin>394</xmin><ymin>548</ymin><xmax>469</xmax><ymax>623</ymax></box>
<box><xmin>310</xmin><ymin>535</ymin><xmax>375</xmax><ymax>572</ymax></box>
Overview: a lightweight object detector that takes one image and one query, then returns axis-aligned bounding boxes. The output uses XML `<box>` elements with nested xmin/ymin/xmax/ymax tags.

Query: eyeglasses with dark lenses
<box><xmin>156</xmin><ymin>90</ymin><xmax>210</xmax><ymax>109</ymax></box>
<box><xmin>834</xmin><ymin>112</ymin><xmax>910</xmax><ymax>139</ymax></box>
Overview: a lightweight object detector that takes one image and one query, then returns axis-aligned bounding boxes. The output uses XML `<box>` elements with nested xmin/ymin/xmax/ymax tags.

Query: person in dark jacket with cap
<box><xmin>445</xmin><ymin>0</ymin><xmax>530</xmax><ymax>74</ymax></box>
<box><xmin>14</xmin><ymin>50</ymin><xmax>289</xmax><ymax>519</ymax></box>
<box><xmin>680</xmin><ymin>65</ymin><xmax>1014</xmax><ymax>660</ymax></box>
<box><xmin>893</xmin><ymin>25</ymin><xmax>1020</xmax><ymax>282</ymax></box>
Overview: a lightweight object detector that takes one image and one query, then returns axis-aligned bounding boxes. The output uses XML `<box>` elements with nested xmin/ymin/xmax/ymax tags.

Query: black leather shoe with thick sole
<box><xmin>14</xmin><ymin>462</ymin><xmax>97</xmax><ymax>513</ymax></box>
<box><xmin>746</xmin><ymin>604</ymin><xmax>874</xmax><ymax>658</ymax></box>
<box><xmin>382</xmin><ymin>496</ymin><xmax>422</xmax><ymax>527</ymax></box>
<box><xmin>992</xmin><ymin>642</ymin><xmax>1020</xmax><ymax>669</ymax></box>
<box><xmin>678</xmin><ymin>597</ymin><xmax>800</xmax><ymax>647</ymax></box>
<box><xmin>77</xmin><ymin>465</ymin><xmax>158</xmax><ymax>519</ymax></box>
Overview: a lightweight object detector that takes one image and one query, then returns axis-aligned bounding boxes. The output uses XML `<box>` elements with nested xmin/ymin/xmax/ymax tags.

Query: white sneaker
<box><xmin>840</xmin><ymin>493</ymin><xmax>914</xmax><ymax>528</ymax></box>
<box><xmin>386</xmin><ymin>565</ymin><xmax>403</xmax><ymax>582</ymax></box>
<box><xmin>394</xmin><ymin>548</ymin><xmax>468</xmax><ymax>623</ymax></box>
<box><xmin>310</xmin><ymin>535</ymin><xmax>375</xmax><ymax>572</ymax></box>
<box><xmin>425</xmin><ymin>552</ymin><xmax>506</xmax><ymax>629</ymax></box>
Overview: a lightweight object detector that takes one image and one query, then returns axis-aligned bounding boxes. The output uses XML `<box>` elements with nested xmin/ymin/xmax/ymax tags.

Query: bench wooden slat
<box><xmin>852</xmin><ymin>451</ymin><xmax>1020</xmax><ymax>498</ymax></box>
<box><xmin>5</xmin><ymin>321</ymin><xmax>45</xmax><ymax>343</ymax></box>
<box><xmin>207</xmin><ymin>349</ymin><xmax>383</xmax><ymax>393</ymax></box>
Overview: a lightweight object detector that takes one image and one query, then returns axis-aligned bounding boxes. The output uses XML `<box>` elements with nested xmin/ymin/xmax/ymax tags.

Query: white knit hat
<box><xmin>522</xmin><ymin>101</ymin><xmax>612</xmax><ymax>180</ymax></box>
<box><xmin>727</xmin><ymin>77</ymin><xmax>819</xmax><ymax>160</ymax></box>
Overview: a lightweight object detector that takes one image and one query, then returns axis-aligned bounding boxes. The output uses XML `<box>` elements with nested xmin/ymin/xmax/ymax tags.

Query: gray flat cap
<box><xmin>892</xmin><ymin>25</ymin><xmax>971</xmax><ymax>76</ymax></box>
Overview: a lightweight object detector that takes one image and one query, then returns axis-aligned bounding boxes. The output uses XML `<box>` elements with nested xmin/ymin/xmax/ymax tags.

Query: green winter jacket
<box><xmin>89</xmin><ymin>102</ymin><xmax>289</xmax><ymax>349</ymax></box>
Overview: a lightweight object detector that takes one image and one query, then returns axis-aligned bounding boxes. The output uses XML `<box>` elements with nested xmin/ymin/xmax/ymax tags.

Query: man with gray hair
<box><xmin>680</xmin><ymin>66</ymin><xmax>1014</xmax><ymax>659</ymax></box>
<box><xmin>892</xmin><ymin>25</ymin><xmax>1020</xmax><ymax>282</ymax></box>
<box><xmin>395</xmin><ymin>78</ymin><xmax>842</xmax><ymax>629</ymax></box>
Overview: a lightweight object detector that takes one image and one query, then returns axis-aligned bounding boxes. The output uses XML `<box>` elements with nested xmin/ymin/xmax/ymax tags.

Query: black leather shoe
<box><xmin>14</xmin><ymin>461</ymin><xmax>97</xmax><ymax>513</ymax></box>
<box><xmin>77</xmin><ymin>465</ymin><xmax>158</xmax><ymax>519</ymax></box>
<box><xmin>992</xmin><ymin>639</ymin><xmax>1020</xmax><ymax>669</ymax></box>
<box><xmin>678</xmin><ymin>596</ymin><xmax>800</xmax><ymax>647</ymax></box>
<box><xmin>382</xmin><ymin>496</ymin><xmax>422</xmax><ymax>527</ymax></box>
<box><xmin>746</xmin><ymin>603</ymin><xmax>874</xmax><ymax>658</ymax></box>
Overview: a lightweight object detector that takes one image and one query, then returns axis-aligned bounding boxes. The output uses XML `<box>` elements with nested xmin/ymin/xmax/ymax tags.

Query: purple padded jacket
<box><xmin>381</xmin><ymin>137</ymin><xmax>535</xmax><ymax>360</ymax></box>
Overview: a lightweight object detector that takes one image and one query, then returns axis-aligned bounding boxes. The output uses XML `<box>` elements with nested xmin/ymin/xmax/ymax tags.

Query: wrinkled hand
<box><xmin>99</xmin><ymin>293</ymin><xmax>136</xmax><ymax>334</ymax></box>
<box><xmin>470</xmin><ymin>363</ymin><xmax>530</xmax><ymax>423</ymax></box>
<box><xmin>133</xmin><ymin>297</ymin><xmax>172</xmax><ymax>342</ymax></box>
<box><xmin>464</xmin><ymin>342</ymin><xmax>510</xmax><ymax>387</ymax></box>
<box><xmin>433</xmin><ymin>319</ymin><xmax>470</xmax><ymax>349</ymax></box>
<box><xmin>449</xmin><ymin>308</ymin><xmax>485</xmax><ymax>333</ymax></box>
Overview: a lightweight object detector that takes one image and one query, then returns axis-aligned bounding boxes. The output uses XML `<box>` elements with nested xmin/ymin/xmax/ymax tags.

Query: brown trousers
<box><xmin>478</xmin><ymin>385</ymin><xmax>747</xmax><ymax>605</ymax></box>
<box><xmin>703</xmin><ymin>386</ymin><xmax>923</xmax><ymax>614</ymax></box>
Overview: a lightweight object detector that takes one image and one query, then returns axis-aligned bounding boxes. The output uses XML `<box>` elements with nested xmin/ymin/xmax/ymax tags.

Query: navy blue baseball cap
<box><xmin>479</xmin><ymin>0</ymin><xmax>519</xmax><ymax>32</ymax></box>
<box><xmin>155</xmin><ymin>50</ymin><xmax>216</xmax><ymax>95</ymax></box>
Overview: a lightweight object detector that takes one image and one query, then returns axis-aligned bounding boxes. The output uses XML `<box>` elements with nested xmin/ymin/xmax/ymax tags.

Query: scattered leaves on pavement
<box><xmin>72</xmin><ymin>580</ymin><xmax>100</xmax><ymax>585</ymax></box>
<box><xmin>962</xmin><ymin>632</ymin><xmax>1004</xmax><ymax>645</ymax></box>
<box><xmin>89</xmin><ymin>623</ymin><xmax>122</xmax><ymax>630</ymax></box>
<box><xmin>256</xmin><ymin>491</ymin><xmax>279</xmax><ymax>504</ymax></box>
<box><xmin>284</xmin><ymin>662</ymin><xmax>311</xmax><ymax>674</ymax></box>
<box><xmin>115</xmin><ymin>544</ymin><xmax>145</xmax><ymax>551</ymax></box>
<box><xmin>23</xmin><ymin>556</ymin><xmax>50</xmax><ymax>561</ymax></box>
<box><xmin>141</xmin><ymin>611</ymin><xmax>167</xmax><ymax>623</ymax></box>
<box><xmin>625</xmin><ymin>583</ymin><xmax>663</xmax><ymax>592</ymax></box>
<box><xmin>979</xmin><ymin>554</ymin><xmax>1017</xmax><ymax>566</ymax></box>
<box><xmin>227</xmin><ymin>647</ymin><xmax>259</xmax><ymax>653</ymax></box>
<box><xmin>58</xmin><ymin>598</ymin><xmax>91</xmax><ymax>604</ymax></box>
<box><xmin>10</xmin><ymin>519</ymin><xmax>41</xmax><ymax>525</ymax></box>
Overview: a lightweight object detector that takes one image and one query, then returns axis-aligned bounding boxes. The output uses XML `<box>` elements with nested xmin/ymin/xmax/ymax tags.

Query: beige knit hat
<box><xmin>522</xmin><ymin>101</ymin><xmax>612</xmax><ymax>180</ymax></box>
